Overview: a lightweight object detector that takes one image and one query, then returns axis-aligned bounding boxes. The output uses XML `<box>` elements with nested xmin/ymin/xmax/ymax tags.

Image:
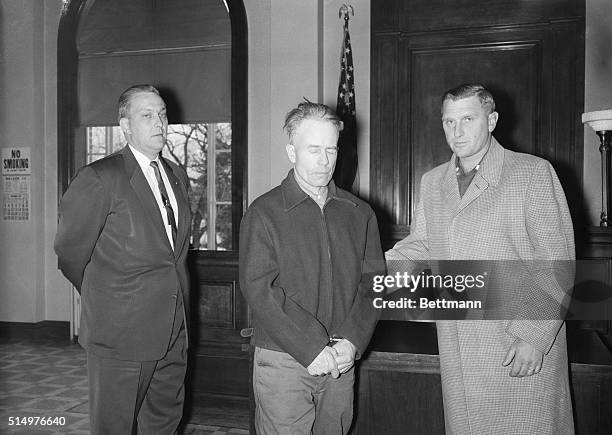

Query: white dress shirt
<box><xmin>129</xmin><ymin>145</ymin><xmax>179</xmax><ymax>248</ymax></box>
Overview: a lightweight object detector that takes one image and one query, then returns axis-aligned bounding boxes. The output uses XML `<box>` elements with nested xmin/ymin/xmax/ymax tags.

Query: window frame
<box><xmin>84</xmin><ymin>122</ymin><xmax>234</xmax><ymax>250</ymax></box>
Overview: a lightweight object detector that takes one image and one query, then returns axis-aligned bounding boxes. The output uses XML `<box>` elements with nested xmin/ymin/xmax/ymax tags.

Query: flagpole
<box><xmin>333</xmin><ymin>3</ymin><xmax>359</xmax><ymax>194</ymax></box>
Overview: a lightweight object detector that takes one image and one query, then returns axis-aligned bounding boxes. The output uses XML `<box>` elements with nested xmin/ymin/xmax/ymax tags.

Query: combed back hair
<box><xmin>441</xmin><ymin>83</ymin><xmax>496</xmax><ymax>114</ymax></box>
<box><xmin>283</xmin><ymin>101</ymin><xmax>343</xmax><ymax>142</ymax></box>
<box><xmin>117</xmin><ymin>84</ymin><xmax>161</xmax><ymax>122</ymax></box>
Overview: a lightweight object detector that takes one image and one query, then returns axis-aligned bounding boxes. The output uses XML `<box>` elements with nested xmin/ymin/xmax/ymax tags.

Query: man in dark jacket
<box><xmin>55</xmin><ymin>85</ymin><xmax>191</xmax><ymax>434</ymax></box>
<box><xmin>239</xmin><ymin>101</ymin><xmax>384</xmax><ymax>434</ymax></box>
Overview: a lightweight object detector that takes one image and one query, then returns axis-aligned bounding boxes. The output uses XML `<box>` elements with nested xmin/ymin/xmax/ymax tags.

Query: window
<box><xmin>86</xmin><ymin>123</ymin><xmax>233</xmax><ymax>250</ymax></box>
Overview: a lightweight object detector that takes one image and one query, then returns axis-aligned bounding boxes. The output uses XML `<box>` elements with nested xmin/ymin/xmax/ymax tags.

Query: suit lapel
<box><xmin>122</xmin><ymin>146</ymin><xmax>174</xmax><ymax>253</ymax></box>
<box><xmin>160</xmin><ymin>157</ymin><xmax>190</xmax><ymax>256</ymax></box>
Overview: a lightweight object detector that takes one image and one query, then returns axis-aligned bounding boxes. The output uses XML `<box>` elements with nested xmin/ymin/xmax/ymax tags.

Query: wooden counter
<box><xmin>349</xmin><ymin>321</ymin><xmax>612</xmax><ymax>435</ymax></box>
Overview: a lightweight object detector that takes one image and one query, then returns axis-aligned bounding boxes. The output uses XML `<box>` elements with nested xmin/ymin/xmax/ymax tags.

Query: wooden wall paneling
<box><xmin>198</xmin><ymin>283</ymin><xmax>234</xmax><ymax>329</ymax></box>
<box><xmin>407</xmin><ymin>28</ymin><xmax>544</xmax><ymax>209</ymax></box>
<box><xmin>370</xmin><ymin>35</ymin><xmax>400</xmax><ymax>241</ymax></box>
<box><xmin>575</xmin><ymin>373</ymin><xmax>603</xmax><ymax>435</ymax></box>
<box><xmin>570</xmin><ymin>366</ymin><xmax>612</xmax><ymax>435</ymax></box>
<box><xmin>396</xmin><ymin>37</ymin><xmax>412</xmax><ymax>241</ymax></box>
<box><xmin>578</xmin><ymin>228</ymin><xmax>612</xmax><ymax>337</ymax></box>
<box><xmin>351</xmin><ymin>352</ymin><xmax>444</xmax><ymax>435</ymax></box>
<box><xmin>193</xmin><ymin>351</ymin><xmax>250</xmax><ymax>397</ymax></box>
<box><xmin>353</xmin><ymin>371</ymin><xmax>445</xmax><ymax>434</ymax></box>
<box><xmin>188</xmin><ymin>253</ymin><xmax>250</xmax><ymax>398</ymax></box>
<box><xmin>602</xmin><ymin>371</ymin><xmax>612</xmax><ymax>432</ymax></box>
<box><xmin>572</xmin><ymin>258</ymin><xmax>610</xmax><ymax>331</ymax></box>
<box><xmin>372</xmin><ymin>0</ymin><xmax>584</xmax><ymax>33</ymax></box>
<box><xmin>549</xmin><ymin>19</ymin><xmax>586</xmax><ymax>229</ymax></box>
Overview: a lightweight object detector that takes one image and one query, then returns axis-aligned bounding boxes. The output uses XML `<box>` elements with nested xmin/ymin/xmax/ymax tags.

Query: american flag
<box><xmin>333</xmin><ymin>14</ymin><xmax>358</xmax><ymax>193</ymax></box>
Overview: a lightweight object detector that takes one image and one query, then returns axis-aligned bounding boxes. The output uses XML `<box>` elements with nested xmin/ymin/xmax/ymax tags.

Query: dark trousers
<box><xmin>87</xmin><ymin>296</ymin><xmax>187</xmax><ymax>435</ymax></box>
<box><xmin>253</xmin><ymin>347</ymin><xmax>355</xmax><ymax>435</ymax></box>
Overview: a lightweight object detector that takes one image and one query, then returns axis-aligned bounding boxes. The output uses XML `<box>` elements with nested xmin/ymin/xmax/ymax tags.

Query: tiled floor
<box><xmin>0</xmin><ymin>329</ymin><xmax>248</xmax><ymax>435</ymax></box>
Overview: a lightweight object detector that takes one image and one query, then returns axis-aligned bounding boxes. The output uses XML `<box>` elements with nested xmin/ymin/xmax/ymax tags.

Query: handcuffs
<box><xmin>327</xmin><ymin>334</ymin><xmax>343</xmax><ymax>347</ymax></box>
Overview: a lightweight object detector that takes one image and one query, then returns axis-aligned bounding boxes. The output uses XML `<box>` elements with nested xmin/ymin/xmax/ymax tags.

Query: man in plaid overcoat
<box><xmin>386</xmin><ymin>84</ymin><xmax>574</xmax><ymax>434</ymax></box>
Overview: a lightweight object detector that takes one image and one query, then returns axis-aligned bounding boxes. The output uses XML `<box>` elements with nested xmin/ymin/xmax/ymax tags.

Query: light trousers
<box><xmin>253</xmin><ymin>347</ymin><xmax>355</xmax><ymax>435</ymax></box>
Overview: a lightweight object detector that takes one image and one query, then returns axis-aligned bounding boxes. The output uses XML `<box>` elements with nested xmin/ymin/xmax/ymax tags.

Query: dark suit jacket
<box><xmin>55</xmin><ymin>146</ymin><xmax>191</xmax><ymax>361</ymax></box>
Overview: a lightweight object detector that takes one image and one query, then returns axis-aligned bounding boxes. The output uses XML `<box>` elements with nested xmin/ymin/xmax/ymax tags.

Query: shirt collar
<box><xmin>447</xmin><ymin>136</ymin><xmax>504</xmax><ymax>187</ymax></box>
<box><xmin>129</xmin><ymin>144</ymin><xmax>160</xmax><ymax>173</ymax></box>
<box><xmin>455</xmin><ymin>155</ymin><xmax>481</xmax><ymax>177</ymax></box>
<box><xmin>281</xmin><ymin>169</ymin><xmax>356</xmax><ymax>212</ymax></box>
<box><xmin>293</xmin><ymin>170</ymin><xmax>328</xmax><ymax>202</ymax></box>
<box><xmin>455</xmin><ymin>139</ymin><xmax>490</xmax><ymax>175</ymax></box>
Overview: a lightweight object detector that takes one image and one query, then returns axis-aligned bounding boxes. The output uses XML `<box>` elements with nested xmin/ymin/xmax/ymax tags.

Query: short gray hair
<box><xmin>442</xmin><ymin>83</ymin><xmax>495</xmax><ymax>114</ymax></box>
<box><xmin>283</xmin><ymin>101</ymin><xmax>342</xmax><ymax>142</ymax></box>
<box><xmin>117</xmin><ymin>84</ymin><xmax>161</xmax><ymax>122</ymax></box>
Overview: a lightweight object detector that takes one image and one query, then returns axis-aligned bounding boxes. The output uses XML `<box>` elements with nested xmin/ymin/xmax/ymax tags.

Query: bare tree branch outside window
<box><xmin>86</xmin><ymin>123</ymin><xmax>232</xmax><ymax>250</ymax></box>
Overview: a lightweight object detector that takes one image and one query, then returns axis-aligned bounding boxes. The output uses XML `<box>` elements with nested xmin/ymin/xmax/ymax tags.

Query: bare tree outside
<box><xmin>86</xmin><ymin>122</ymin><xmax>233</xmax><ymax>250</ymax></box>
<box><xmin>165</xmin><ymin>123</ymin><xmax>232</xmax><ymax>250</ymax></box>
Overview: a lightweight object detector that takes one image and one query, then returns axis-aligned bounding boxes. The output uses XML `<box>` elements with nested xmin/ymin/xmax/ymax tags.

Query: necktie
<box><xmin>150</xmin><ymin>160</ymin><xmax>178</xmax><ymax>247</ymax></box>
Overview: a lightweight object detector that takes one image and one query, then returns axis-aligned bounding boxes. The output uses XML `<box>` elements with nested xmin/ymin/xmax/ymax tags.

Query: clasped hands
<box><xmin>307</xmin><ymin>339</ymin><xmax>356</xmax><ymax>378</ymax></box>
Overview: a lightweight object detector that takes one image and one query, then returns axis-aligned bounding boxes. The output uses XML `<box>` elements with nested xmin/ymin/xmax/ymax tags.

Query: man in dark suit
<box><xmin>54</xmin><ymin>84</ymin><xmax>191</xmax><ymax>434</ymax></box>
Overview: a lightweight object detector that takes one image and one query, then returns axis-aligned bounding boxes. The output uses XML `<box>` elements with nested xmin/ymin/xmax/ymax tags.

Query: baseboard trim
<box><xmin>0</xmin><ymin>320</ymin><xmax>70</xmax><ymax>340</ymax></box>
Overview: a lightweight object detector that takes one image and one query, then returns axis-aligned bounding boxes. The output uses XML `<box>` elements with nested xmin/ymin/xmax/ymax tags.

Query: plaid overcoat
<box><xmin>387</xmin><ymin>138</ymin><xmax>575</xmax><ymax>434</ymax></box>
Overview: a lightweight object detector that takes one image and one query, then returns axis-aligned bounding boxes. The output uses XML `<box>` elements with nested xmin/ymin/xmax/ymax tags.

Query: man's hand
<box><xmin>333</xmin><ymin>339</ymin><xmax>357</xmax><ymax>374</ymax></box>
<box><xmin>502</xmin><ymin>338</ymin><xmax>543</xmax><ymax>377</ymax></box>
<box><xmin>307</xmin><ymin>347</ymin><xmax>340</xmax><ymax>378</ymax></box>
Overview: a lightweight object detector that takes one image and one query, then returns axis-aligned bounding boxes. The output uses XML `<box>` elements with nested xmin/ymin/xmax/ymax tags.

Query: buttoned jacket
<box><xmin>55</xmin><ymin>146</ymin><xmax>191</xmax><ymax>361</ymax></box>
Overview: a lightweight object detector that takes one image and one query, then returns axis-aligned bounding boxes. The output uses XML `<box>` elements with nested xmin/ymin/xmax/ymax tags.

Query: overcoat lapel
<box><xmin>441</xmin><ymin>161</ymin><xmax>461</xmax><ymax>217</ymax></box>
<box><xmin>122</xmin><ymin>146</ymin><xmax>173</xmax><ymax>252</ymax></box>
<box><xmin>456</xmin><ymin>172</ymin><xmax>489</xmax><ymax>213</ymax></box>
